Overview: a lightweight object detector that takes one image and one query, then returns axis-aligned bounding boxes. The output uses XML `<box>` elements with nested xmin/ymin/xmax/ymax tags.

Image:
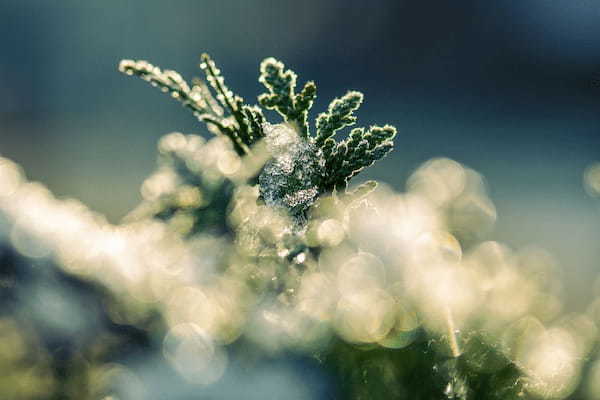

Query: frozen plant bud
<box><xmin>258</xmin><ymin>123</ymin><xmax>324</xmax><ymax>221</ymax></box>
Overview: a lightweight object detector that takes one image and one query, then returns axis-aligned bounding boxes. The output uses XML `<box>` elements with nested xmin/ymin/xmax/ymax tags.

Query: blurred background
<box><xmin>0</xmin><ymin>0</ymin><xmax>599</xmax><ymax>309</ymax></box>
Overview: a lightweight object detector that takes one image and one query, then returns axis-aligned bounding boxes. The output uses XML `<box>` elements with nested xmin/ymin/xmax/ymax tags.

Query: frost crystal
<box><xmin>284</xmin><ymin>187</ymin><xmax>318</xmax><ymax>208</ymax></box>
<box><xmin>258</xmin><ymin>123</ymin><xmax>323</xmax><ymax>219</ymax></box>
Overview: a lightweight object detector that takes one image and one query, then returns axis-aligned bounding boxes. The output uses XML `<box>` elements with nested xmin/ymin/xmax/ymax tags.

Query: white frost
<box><xmin>258</xmin><ymin>123</ymin><xmax>323</xmax><ymax>217</ymax></box>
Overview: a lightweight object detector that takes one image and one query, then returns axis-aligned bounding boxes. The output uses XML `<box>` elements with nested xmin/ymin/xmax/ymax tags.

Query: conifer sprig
<box><xmin>319</xmin><ymin>124</ymin><xmax>397</xmax><ymax>192</ymax></box>
<box><xmin>200</xmin><ymin>54</ymin><xmax>265</xmax><ymax>149</ymax></box>
<box><xmin>315</xmin><ymin>91</ymin><xmax>363</xmax><ymax>147</ymax></box>
<box><xmin>120</xmin><ymin>54</ymin><xmax>397</xmax><ymax>201</ymax></box>
<box><xmin>119</xmin><ymin>57</ymin><xmax>265</xmax><ymax>156</ymax></box>
<box><xmin>258</xmin><ymin>58</ymin><xmax>316</xmax><ymax>138</ymax></box>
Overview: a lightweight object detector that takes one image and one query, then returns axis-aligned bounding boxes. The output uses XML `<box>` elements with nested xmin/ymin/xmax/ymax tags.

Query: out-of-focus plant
<box><xmin>0</xmin><ymin>55</ymin><xmax>599</xmax><ymax>399</ymax></box>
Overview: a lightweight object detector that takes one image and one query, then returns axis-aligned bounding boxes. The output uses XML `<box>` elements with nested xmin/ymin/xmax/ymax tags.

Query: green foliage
<box><xmin>321</xmin><ymin>124</ymin><xmax>396</xmax><ymax>192</ymax></box>
<box><xmin>120</xmin><ymin>54</ymin><xmax>397</xmax><ymax>210</ymax></box>
<box><xmin>315</xmin><ymin>91</ymin><xmax>363</xmax><ymax>147</ymax></box>
<box><xmin>258</xmin><ymin>58</ymin><xmax>316</xmax><ymax>139</ymax></box>
<box><xmin>119</xmin><ymin>55</ymin><xmax>265</xmax><ymax>156</ymax></box>
<box><xmin>200</xmin><ymin>54</ymin><xmax>266</xmax><ymax>151</ymax></box>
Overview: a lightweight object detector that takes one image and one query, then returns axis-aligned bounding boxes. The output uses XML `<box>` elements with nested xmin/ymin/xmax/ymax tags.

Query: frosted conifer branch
<box><xmin>200</xmin><ymin>53</ymin><xmax>246</xmax><ymax>144</ymax></box>
<box><xmin>199</xmin><ymin>53</ymin><xmax>239</xmax><ymax>114</ymax></box>
<box><xmin>199</xmin><ymin>53</ymin><xmax>267</xmax><ymax>152</ymax></box>
<box><xmin>119</xmin><ymin>59</ymin><xmax>216</xmax><ymax>120</ymax></box>
<box><xmin>319</xmin><ymin>124</ymin><xmax>396</xmax><ymax>192</ymax></box>
<box><xmin>120</xmin><ymin>54</ymin><xmax>397</xmax><ymax>204</ymax></box>
<box><xmin>240</xmin><ymin>105</ymin><xmax>267</xmax><ymax>146</ymax></box>
<box><xmin>315</xmin><ymin>91</ymin><xmax>363</xmax><ymax>147</ymax></box>
<box><xmin>119</xmin><ymin>59</ymin><xmax>248</xmax><ymax>155</ymax></box>
<box><xmin>258</xmin><ymin>57</ymin><xmax>316</xmax><ymax>139</ymax></box>
<box><xmin>119</xmin><ymin>57</ymin><xmax>268</xmax><ymax>156</ymax></box>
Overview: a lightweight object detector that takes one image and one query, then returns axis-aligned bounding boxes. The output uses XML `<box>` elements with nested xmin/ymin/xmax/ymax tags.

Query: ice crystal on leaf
<box><xmin>258</xmin><ymin>122</ymin><xmax>323</xmax><ymax>221</ymax></box>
